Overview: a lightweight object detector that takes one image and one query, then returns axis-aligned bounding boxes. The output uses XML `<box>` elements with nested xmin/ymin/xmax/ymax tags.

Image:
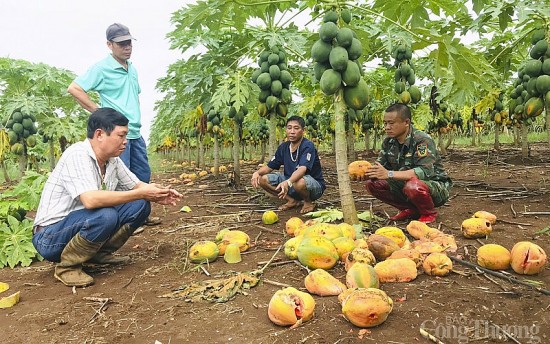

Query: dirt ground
<box><xmin>1</xmin><ymin>143</ymin><xmax>549</xmax><ymax>344</ymax></box>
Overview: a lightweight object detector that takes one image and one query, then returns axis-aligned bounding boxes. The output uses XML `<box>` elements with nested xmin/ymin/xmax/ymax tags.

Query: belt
<box><xmin>33</xmin><ymin>225</ymin><xmax>45</xmax><ymax>235</ymax></box>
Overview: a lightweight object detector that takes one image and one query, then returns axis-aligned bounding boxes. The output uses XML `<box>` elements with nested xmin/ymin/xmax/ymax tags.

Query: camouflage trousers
<box><xmin>386</xmin><ymin>178</ymin><xmax>452</xmax><ymax>207</ymax></box>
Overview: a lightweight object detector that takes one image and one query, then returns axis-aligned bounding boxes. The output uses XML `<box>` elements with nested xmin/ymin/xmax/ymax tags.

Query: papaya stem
<box><xmin>489</xmin><ymin>29</ymin><xmax>533</xmax><ymax>65</ymax></box>
<box><xmin>347</xmin><ymin>3</ymin><xmax>429</xmax><ymax>43</ymax></box>
<box><xmin>231</xmin><ymin>0</ymin><xmax>294</xmax><ymax>6</ymax></box>
<box><xmin>253</xmin><ymin>245</ymin><xmax>283</xmax><ymax>276</ymax></box>
<box><xmin>278</xmin><ymin>7</ymin><xmax>307</xmax><ymax>28</ymax></box>
<box><xmin>449</xmin><ymin>256</ymin><xmax>550</xmax><ymax>296</ymax></box>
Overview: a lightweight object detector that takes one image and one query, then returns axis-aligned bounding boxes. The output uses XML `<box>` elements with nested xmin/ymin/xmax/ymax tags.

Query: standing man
<box><xmin>33</xmin><ymin>108</ymin><xmax>182</xmax><ymax>287</ymax></box>
<box><xmin>67</xmin><ymin>23</ymin><xmax>159</xmax><ymax>225</ymax></box>
<box><xmin>363</xmin><ymin>103</ymin><xmax>452</xmax><ymax>223</ymax></box>
<box><xmin>251</xmin><ymin>116</ymin><xmax>325</xmax><ymax>214</ymax></box>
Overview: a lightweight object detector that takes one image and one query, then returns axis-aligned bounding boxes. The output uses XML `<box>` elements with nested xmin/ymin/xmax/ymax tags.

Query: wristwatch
<box><xmin>287</xmin><ymin>180</ymin><xmax>293</xmax><ymax>188</ymax></box>
<box><xmin>387</xmin><ymin>171</ymin><xmax>394</xmax><ymax>179</ymax></box>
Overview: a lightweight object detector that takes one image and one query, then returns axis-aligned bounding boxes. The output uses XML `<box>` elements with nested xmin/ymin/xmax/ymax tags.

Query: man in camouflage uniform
<box><xmin>363</xmin><ymin>103</ymin><xmax>452</xmax><ymax>223</ymax></box>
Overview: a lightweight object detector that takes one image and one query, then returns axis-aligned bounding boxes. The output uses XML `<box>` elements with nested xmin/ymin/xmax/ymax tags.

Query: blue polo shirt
<box><xmin>74</xmin><ymin>54</ymin><xmax>142</xmax><ymax>139</ymax></box>
<box><xmin>267</xmin><ymin>138</ymin><xmax>326</xmax><ymax>191</ymax></box>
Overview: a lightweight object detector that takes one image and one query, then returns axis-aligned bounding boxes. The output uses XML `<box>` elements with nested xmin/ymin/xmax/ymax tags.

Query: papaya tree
<box><xmin>312</xmin><ymin>7</ymin><xmax>371</xmax><ymax>224</ymax></box>
<box><xmin>162</xmin><ymin>1</ymin><xmax>307</xmax><ymax>186</ymax></box>
<box><xmin>0</xmin><ymin>58</ymin><xmax>86</xmax><ymax>176</ymax></box>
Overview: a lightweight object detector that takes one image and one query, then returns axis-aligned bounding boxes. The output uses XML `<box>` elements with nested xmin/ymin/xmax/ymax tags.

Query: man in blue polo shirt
<box><xmin>68</xmin><ymin>23</ymin><xmax>159</xmax><ymax>225</ymax></box>
<box><xmin>251</xmin><ymin>116</ymin><xmax>325</xmax><ymax>214</ymax></box>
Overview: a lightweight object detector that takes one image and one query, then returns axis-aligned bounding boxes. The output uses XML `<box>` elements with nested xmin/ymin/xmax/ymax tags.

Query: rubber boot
<box><xmin>54</xmin><ymin>234</ymin><xmax>102</xmax><ymax>287</ymax></box>
<box><xmin>389</xmin><ymin>208</ymin><xmax>419</xmax><ymax>221</ymax></box>
<box><xmin>144</xmin><ymin>216</ymin><xmax>161</xmax><ymax>226</ymax></box>
<box><xmin>403</xmin><ymin>178</ymin><xmax>437</xmax><ymax>223</ymax></box>
<box><xmin>89</xmin><ymin>224</ymin><xmax>133</xmax><ymax>265</ymax></box>
<box><xmin>366</xmin><ymin>179</ymin><xmax>419</xmax><ymax>220</ymax></box>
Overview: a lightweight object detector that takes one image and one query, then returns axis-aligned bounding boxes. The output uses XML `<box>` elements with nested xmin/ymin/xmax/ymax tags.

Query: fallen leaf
<box><xmin>180</xmin><ymin>206</ymin><xmax>192</xmax><ymax>213</ymax></box>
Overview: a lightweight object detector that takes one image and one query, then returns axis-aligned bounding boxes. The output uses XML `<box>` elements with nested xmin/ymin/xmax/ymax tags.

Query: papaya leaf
<box><xmin>304</xmin><ymin>207</ymin><xmax>343</xmax><ymax>223</ymax></box>
<box><xmin>535</xmin><ymin>227</ymin><xmax>550</xmax><ymax>235</ymax></box>
<box><xmin>0</xmin><ymin>216</ymin><xmax>41</xmax><ymax>269</ymax></box>
<box><xmin>1</xmin><ymin>170</ymin><xmax>48</xmax><ymax>210</ymax></box>
<box><xmin>357</xmin><ymin>211</ymin><xmax>383</xmax><ymax>223</ymax></box>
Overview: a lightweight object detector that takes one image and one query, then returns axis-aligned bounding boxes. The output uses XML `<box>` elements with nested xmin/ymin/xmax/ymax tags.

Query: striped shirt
<box><xmin>34</xmin><ymin>139</ymin><xmax>140</xmax><ymax>227</ymax></box>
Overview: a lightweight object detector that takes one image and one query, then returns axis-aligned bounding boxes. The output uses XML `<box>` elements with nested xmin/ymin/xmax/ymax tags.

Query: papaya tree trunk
<box><xmin>521</xmin><ymin>124</ymin><xmax>529</xmax><ymax>159</ymax></box>
<box><xmin>437</xmin><ymin>132</ymin><xmax>447</xmax><ymax>156</ymax></box>
<box><xmin>364</xmin><ymin>130</ymin><xmax>371</xmax><ymax>153</ymax></box>
<box><xmin>17</xmin><ymin>154</ymin><xmax>27</xmax><ymax>178</ymax></box>
<box><xmin>196</xmin><ymin>139</ymin><xmax>201</xmax><ymax>168</ymax></box>
<box><xmin>268</xmin><ymin>112</ymin><xmax>276</xmax><ymax>157</ymax></box>
<box><xmin>213</xmin><ymin>133</ymin><xmax>219</xmax><ymax>177</ymax></box>
<box><xmin>331</xmin><ymin>132</ymin><xmax>335</xmax><ymax>154</ymax></box>
<box><xmin>49</xmin><ymin>139</ymin><xmax>56</xmax><ymax>170</ymax></box>
<box><xmin>260</xmin><ymin>141</ymin><xmax>266</xmax><ymax>164</ymax></box>
<box><xmin>347</xmin><ymin>117</ymin><xmax>356</xmax><ymax>162</ymax></box>
<box><xmin>546</xmin><ymin>104</ymin><xmax>550</xmax><ymax>145</ymax></box>
<box><xmin>334</xmin><ymin>92</ymin><xmax>359</xmax><ymax>224</ymax></box>
<box><xmin>232</xmin><ymin>121</ymin><xmax>241</xmax><ymax>187</ymax></box>
<box><xmin>180</xmin><ymin>140</ymin><xmax>185</xmax><ymax>162</ymax></box>
<box><xmin>445</xmin><ymin>130</ymin><xmax>454</xmax><ymax>150</ymax></box>
<box><xmin>471</xmin><ymin>123</ymin><xmax>477</xmax><ymax>147</ymax></box>
<box><xmin>494</xmin><ymin>124</ymin><xmax>501</xmax><ymax>151</ymax></box>
<box><xmin>1</xmin><ymin>160</ymin><xmax>10</xmax><ymax>183</ymax></box>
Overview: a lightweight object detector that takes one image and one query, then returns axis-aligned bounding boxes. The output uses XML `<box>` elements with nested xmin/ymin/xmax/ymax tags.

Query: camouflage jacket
<box><xmin>377</xmin><ymin>125</ymin><xmax>452</xmax><ymax>184</ymax></box>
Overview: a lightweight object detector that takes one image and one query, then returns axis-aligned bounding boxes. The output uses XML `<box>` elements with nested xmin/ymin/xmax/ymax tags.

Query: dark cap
<box><xmin>106</xmin><ymin>23</ymin><xmax>135</xmax><ymax>42</ymax></box>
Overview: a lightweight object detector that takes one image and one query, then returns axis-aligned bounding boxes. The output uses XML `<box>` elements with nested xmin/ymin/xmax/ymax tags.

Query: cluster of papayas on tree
<box><xmin>392</xmin><ymin>45</ymin><xmax>421</xmax><ymax>105</ymax></box>
<box><xmin>508</xmin><ymin>29</ymin><xmax>550</xmax><ymax>123</ymax></box>
<box><xmin>253</xmin><ymin>44</ymin><xmax>293</xmax><ymax>118</ymax></box>
<box><xmin>4</xmin><ymin>109</ymin><xmax>38</xmax><ymax>156</ymax></box>
<box><xmin>312</xmin><ymin>9</ymin><xmax>369</xmax><ymax>111</ymax></box>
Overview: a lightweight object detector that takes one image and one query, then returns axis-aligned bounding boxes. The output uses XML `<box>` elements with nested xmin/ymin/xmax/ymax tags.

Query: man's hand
<box><xmin>275</xmin><ymin>181</ymin><xmax>289</xmax><ymax>199</ymax></box>
<box><xmin>355</xmin><ymin>172</ymin><xmax>369</xmax><ymax>181</ymax></box>
<box><xmin>251</xmin><ymin>171</ymin><xmax>261</xmax><ymax>188</ymax></box>
<box><xmin>156</xmin><ymin>187</ymin><xmax>183</xmax><ymax>206</ymax></box>
<box><xmin>141</xmin><ymin>183</ymin><xmax>182</xmax><ymax>205</ymax></box>
<box><xmin>365</xmin><ymin>162</ymin><xmax>389</xmax><ymax>180</ymax></box>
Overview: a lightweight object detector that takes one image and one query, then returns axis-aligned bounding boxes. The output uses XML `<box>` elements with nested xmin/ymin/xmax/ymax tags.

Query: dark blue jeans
<box><xmin>32</xmin><ymin>200</ymin><xmax>150</xmax><ymax>263</ymax></box>
<box><xmin>119</xmin><ymin>137</ymin><xmax>151</xmax><ymax>183</ymax></box>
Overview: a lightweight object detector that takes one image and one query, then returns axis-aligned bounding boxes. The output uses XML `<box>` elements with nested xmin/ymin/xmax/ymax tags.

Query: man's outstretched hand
<box><xmin>142</xmin><ymin>183</ymin><xmax>183</xmax><ymax>206</ymax></box>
